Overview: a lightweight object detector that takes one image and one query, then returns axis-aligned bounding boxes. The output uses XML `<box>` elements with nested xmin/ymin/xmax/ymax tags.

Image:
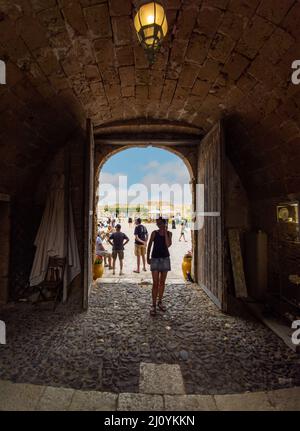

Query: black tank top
<box><xmin>151</xmin><ymin>231</ymin><xmax>170</xmax><ymax>258</ymax></box>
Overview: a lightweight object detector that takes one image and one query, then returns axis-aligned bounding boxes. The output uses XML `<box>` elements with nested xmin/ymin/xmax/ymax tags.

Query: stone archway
<box><xmin>84</xmin><ymin>120</ymin><xmax>228</xmax><ymax>312</ymax></box>
<box><xmin>93</xmin><ymin>141</ymin><xmax>198</xmax><ymax>280</ymax></box>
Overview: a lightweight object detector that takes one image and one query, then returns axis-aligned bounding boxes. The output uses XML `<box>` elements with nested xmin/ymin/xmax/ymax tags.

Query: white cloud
<box><xmin>98</xmin><ymin>160</ymin><xmax>192</xmax><ymax>206</ymax></box>
<box><xmin>142</xmin><ymin>160</ymin><xmax>161</xmax><ymax>170</ymax></box>
<box><xmin>141</xmin><ymin>160</ymin><xmax>190</xmax><ymax>187</ymax></box>
<box><xmin>139</xmin><ymin>160</ymin><xmax>191</xmax><ymax>205</ymax></box>
<box><xmin>99</xmin><ymin>171</ymin><xmax>125</xmax><ymax>188</ymax></box>
<box><xmin>98</xmin><ymin>172</ymin><xmax>128</xmax><ymax>205</ymax></box>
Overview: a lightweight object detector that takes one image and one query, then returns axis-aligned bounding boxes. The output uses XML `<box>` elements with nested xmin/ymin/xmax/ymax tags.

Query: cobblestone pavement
<box><xmin>0</xmin><ymin>282</ymin><xmax>299</xmax><ymax>395</ymax></box>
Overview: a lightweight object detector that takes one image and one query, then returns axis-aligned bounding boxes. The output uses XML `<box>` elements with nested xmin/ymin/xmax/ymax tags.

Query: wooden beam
<box><xmin>93</xmin><ymin>120</ymin><xmax>203</xmax><ymax>137</ymax></box>
<box><xmin>94</xmin><ymin>133</ymin><xmax>200</xmax><ymax>146</ymax></box>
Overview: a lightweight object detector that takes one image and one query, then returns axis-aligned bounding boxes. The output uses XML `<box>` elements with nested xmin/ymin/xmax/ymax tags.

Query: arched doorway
<box><xmin>96</xmin><ymin>146</ymin><xmax>194</xmax><ymax>281</ymax></box>
<box><xmin>83</xmin><ymin>120</ymin><xmax>226</xmax><ymax>313</ymax></box>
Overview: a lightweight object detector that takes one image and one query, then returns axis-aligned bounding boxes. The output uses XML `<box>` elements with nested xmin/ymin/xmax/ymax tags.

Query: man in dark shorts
<box><xmin>108</xmin><ymin>224</ymin><xmax>129</xmax><ymax>276</ymax></box>
<box><xmin>147</xmin><ymin>217</ymin><xmax>172</xmax><ymax>316</ymax></box>
<box><xmin>133</xmin><ymin>218</ymin><xmax>148</xmax><ymax>273</ymax></box>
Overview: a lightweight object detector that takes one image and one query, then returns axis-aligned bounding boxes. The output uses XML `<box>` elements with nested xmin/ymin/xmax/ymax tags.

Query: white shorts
<box><xmin>97</xmin><ymin>251</ymin><xmax>111</xmax><ymax>258</ymax></box>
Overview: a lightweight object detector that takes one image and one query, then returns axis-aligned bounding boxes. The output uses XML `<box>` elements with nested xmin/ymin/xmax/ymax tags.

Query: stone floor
<box><xmin>1</xmin><ymin>378</ymin><xmax>300</xmax><ymax>411</ymax></box>
<box><xmin>0</xmin><ymin>282</ymin><xmax>299</xmax><ymax>396</ymax></box>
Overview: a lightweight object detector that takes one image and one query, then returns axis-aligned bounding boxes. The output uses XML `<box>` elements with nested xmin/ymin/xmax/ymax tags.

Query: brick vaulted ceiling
<box><xmin>1</xmin><ymin>0</ymin><xmax>300</xmax><ymax>199</ymax></box>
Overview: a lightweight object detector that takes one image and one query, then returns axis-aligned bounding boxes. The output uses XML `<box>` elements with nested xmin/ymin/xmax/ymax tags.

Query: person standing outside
<box><xmin>179</xmin><ymin>222</ymin><xmax>188</xmax><ymax>242</ymax></box>
<box><xmin>95</xmin><ymin>233</ymin><xmax>112</xmax><ymax>269</ymax></box>
<box><xmin>171</xmin><ymin>216</ymin><xmax>176</xmax><ymax>230</ymax></box>
<box><xmin>133</xmin><ymin>218</ymin><xmax>148</xmax><ymax>273</ymax></box>
<box><xmin>108</xmin><ymin>224</ymin><xmax>129</xmax><ymax>276</ymax></box>
<box><xmin>147</xmin><ymin>217</ymin><xmax>172</xmax><ymax>316</ymax></box>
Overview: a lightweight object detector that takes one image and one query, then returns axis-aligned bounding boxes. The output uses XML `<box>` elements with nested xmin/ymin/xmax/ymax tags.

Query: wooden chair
<box><xmin>37</xmin><ymin>257</ymin><xmax>66</xmax><ymax>310</ymax></box>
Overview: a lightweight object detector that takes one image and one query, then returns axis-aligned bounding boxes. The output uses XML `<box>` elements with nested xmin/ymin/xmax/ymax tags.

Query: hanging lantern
<box><xmin>134</xmin><ymin>0</ymin><xmax>168</xmax><ymax>64</ymax></box>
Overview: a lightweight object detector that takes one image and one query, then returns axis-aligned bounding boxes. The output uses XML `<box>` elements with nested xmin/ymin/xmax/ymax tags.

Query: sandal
<box><xmin>157</xmin><ymin>301</ymin><xmax>166</xmax><ymax>312</ymax></box>
<box><xmin>150</xmin><ymin>306</ymin><xmax>157</xmax><ymax>316</ymax></box>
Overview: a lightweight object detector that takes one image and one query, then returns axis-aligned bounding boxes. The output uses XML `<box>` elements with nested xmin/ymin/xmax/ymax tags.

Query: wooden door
<box><xmin>83</xmin><ymin>119</ymin><xmax>95</xmax><ymax>310</ymax></box>
<box><xmin>197</xmin><ymin>122</ymin><xmax>227</xmax><ymax>312</ymax></box>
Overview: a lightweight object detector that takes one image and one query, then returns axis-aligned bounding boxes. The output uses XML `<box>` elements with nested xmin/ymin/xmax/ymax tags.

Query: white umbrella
<box><xmin>29</xmin><ymin>174</ymin><xmax>81</xmax><ymax>302</ymax></box>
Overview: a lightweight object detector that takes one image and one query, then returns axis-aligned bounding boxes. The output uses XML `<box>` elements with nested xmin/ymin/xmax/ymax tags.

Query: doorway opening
<box><xmin>95</xmin><ymin>146</ymin><xmax>194</xmax><ymax>283</ymax></box>
<box><xmin>84</xmin><ymin>121</ymin><xmax>225</xmax><ymax>313</ymax></box>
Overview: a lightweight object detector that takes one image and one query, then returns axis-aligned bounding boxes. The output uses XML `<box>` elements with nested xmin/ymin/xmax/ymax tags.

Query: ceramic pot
<box><xmin>182</xmin><ymin>256</ymin><xmax>192</xmax><ymax>280</ymax></box>
<box><xmin>93</xmin><ymin>261</ymin><xmax>104</xmax><ymax>280</ymax></box>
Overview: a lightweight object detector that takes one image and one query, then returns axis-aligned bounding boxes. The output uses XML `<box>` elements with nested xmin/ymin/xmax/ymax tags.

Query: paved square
<box><xmin>99</xmin><ymin>222</ymin><xmax>192</xmax><ymax>281</ymax></box>
<box><xmin>139</xmin><ymin>363</ymin><xmax>186</xmax><ymax>395</ymax></box>
<box><xmin>118</xmin><ymin>393</ymin><xmax>164</xmax><ymax>411</ymax></box>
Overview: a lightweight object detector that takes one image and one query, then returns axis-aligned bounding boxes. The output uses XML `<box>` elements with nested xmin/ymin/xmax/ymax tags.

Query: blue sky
<box><xmin>100</xmin><ymin>147</ymin><xmax>187</xmax><ymax>185</ymax></box>
<box><xmin>99</xmin><ymin>147</ymin><xmax>192</xmax><ymax>205</ymax></box>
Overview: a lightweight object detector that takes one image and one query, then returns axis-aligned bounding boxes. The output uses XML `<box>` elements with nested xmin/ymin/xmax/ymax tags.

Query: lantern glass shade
<box><xmin>134</xmin><ymin>13</ymin><xmax>141</xmax><ymax>33</ymax></box>
<box><xmin>134</xmin><ymin>1</ymin><xmax>168</xmax><ymax>52</ymax></box>
<box><xmin>162</xmin><ymin>17</ymin><xmax>168</xmax><ymax>37</ymax></box>
<box><xmin>140</xmin><ymin>2</ymin><xmax>155</xmax><ymax>25</ymax></box>
<box><xmin>144</xmin><ymin>27</ymin><xmax>154</xmax><ymax>38</ymax></box>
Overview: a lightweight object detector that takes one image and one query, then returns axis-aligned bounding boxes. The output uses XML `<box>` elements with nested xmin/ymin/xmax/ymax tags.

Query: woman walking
<box><xmin>179</xmin><ymin>222</ymin><xmax>188</xmax><ymax>242</ymax></box>
<box><xmin>147</xmin><ymin>217</ymin><xmax>172</xmax><ymax>316</ymax></box>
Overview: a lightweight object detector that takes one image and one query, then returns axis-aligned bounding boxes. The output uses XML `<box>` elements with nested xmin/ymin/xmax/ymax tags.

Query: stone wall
<box><xmin>0</xmin><ymin>199</ymin><xmax>10</xmax><ymax>303</ymax></box>
<box><xmin>3</xmin><ymin>120</ymin><xmax>296</xmax><ymax>312</ymax></box>
<box><xmin>9</xmin><ymin>199</ymin><xmax>42</xmax><ymax>300</ymax></box>
<box><xmin>2</xmin><ymin>0</ymin><xmax>300</xmax><ymax>204</ymax></box>
<box><xmin>8</xmin><ymin>131</ymin><xmax>85</xmax><ymax>302</ymax></box>
<box><xmin>1</xmin><ymin>0</ymin><xmax>300</xmax><ymax>308</ymax></box>
<box><xmin>252</xmin><ymin>194</ymin><xmax>300</xmax><ymax>309</ymax></box>
<box><xmin>34</xmin><ymin>132</ymin><xmax>86</xmax><ymax>301</ymax></box>
<box><xmin>226</xmin><ymin>147</ymin><xmax>300</xmax><ymax>308</ymax></box>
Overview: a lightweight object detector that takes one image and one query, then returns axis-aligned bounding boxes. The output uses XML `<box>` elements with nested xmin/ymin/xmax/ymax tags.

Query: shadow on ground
<box><xmin>0</xmin><ymin>282</ymin><xmax>299</xmax><ymax>394</ymax></box>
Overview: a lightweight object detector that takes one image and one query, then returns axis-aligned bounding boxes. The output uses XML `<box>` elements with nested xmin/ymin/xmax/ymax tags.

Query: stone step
<box><xmin>0</xmin><ymin>379</ymin><xmax>299</xmax><ymax>411</ymax></box>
